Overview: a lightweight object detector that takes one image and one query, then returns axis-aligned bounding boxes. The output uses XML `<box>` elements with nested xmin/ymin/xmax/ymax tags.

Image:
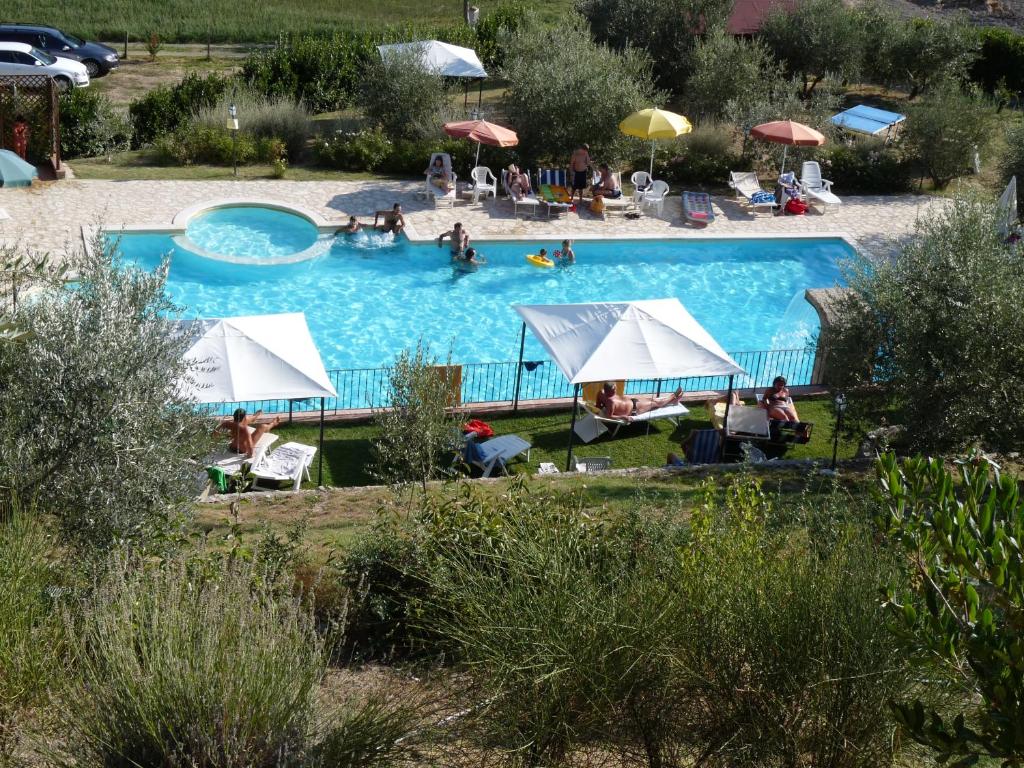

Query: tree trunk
<box><xmin>464</xmin><ymin>0</ymin><xmax>470</xmax><ymax>24</ymax></box>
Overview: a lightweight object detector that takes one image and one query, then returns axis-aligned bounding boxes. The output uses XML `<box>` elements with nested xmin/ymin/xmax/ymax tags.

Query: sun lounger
<box><xmin>728</xmin><ymin>171</ymin><xmax>777</xmax><ymax>215</ymax></box>
<box><xmin>573</xmin><ymin>381</ymin><xmax>690</xmax><ymax>443</ymax></box>
<box><xmin>682</xmin><ymin>429</ymin><xmax>721</xmax><ymax>465</ymax></box>
<box><xmin>502</xmin><ymin>169</ymin><xmax>541</xmax><ymax>218</ymax></box>
<box><xmin>799</xmin><ymin>161</ymin><xmax>841</xmax><ymax>212</ymax></box>
<box><xmin>589</xmin><ymin>170</ymin><xmax>633</xmax><ymax>217</ymax></box>
<box><xmin>251</xmin><ymin>441</ymin><xmax>317</xmax><ymax>491</ymax></box>
<box><xmin>536</xmin><ymin>168</ymin><xmax>573</xmax><ymax>218</ymax></box>
<box><xmin>425</xmin><ymin>152</ymin><xmax>457</xmax><ymax>209</ymax></box>
<box><xmin>681</xmin><ymin>191</ymin><xmax>715</xmax><ymax>225</ymax></box>
<box><xmin>464</xmin><ymin>433</ymin><xmax>532</xmax><ymax>477</ymax></box>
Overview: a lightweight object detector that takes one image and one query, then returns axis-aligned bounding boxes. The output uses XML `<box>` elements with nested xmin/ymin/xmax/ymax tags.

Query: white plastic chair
<box><xmin>469</xmin><ymin>166</ymin><xmax>497</xmax><ymax>203</ymax></box>
<box><xmin>799</xmin><ymin>161</ymin><xmax>842</xmax><ymax>212</ymax></box>
<box><xmin>631</xmin><ymin>170</ymin><xmax>653</xmax><ymax>203</ymax></box>
<box><xmin>640</xmin><ymin>180</ymin><xmax>670</xmax><ymax>216</ymax></box>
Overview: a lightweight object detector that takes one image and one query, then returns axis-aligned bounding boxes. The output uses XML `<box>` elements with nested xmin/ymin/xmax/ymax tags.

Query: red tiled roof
<box><xmin>727</xmin><ymin>0</ymin><xmax>797</xmax><ymax>34</ymax></box>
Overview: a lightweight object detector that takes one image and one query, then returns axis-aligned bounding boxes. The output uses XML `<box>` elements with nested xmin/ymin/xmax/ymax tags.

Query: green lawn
<box><xmin>268</xmin><ymin>396</ymin><xmax>860</xmax><ymax>489</ymax></box>
<box><xmin>7</xmin><ymin>0</ymin><xmax>574</xmax><ymax>43</ymax></box>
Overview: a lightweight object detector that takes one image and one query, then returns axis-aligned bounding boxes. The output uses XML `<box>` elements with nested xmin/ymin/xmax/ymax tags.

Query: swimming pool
<box><xmin>114</xmin><ymin>228</ymin><xmax>851</xmax><ymax>404</ymax></box>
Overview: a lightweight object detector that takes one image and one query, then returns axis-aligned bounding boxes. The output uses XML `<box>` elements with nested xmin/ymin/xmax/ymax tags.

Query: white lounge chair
<box><xmin>464</xmin><ymin>433</ymin><xmax>532</xmax><ymax>477</ymax></box>
<box><xmin>630</xmin><ymin>170</ymin><xmax>653</xmax><ymax>204</ymax></box>
<box><xmin>573</xmin><ymin>381</ymin><xmax>690</xmax><ymax>443</ymax></box>
<box><xmin>799</xmin><ymin>161</ymin><xmax>841</xmax><ymax>212</ymax></box>
<box><xmin>640</xmin><ymin>179</ymin><xmax>670</xmax><ymax>217</ymax></box>
<box><xmin>501</xmin><ymin>169</ymin><xmax>541</xmax><ymax>218</ymax></box>
<box><xmin>469</xmin><ymin>166</ymin><xmax>497</xmax><ymax>204</ymax></box>
<box><xmin>728</xmin><ymin>171</ymin><xmax>777</xmax><ymax>215</ymax></box>
<box><xmin>251</xmin><ymin>441</ymin><xmax>317</xmax><ymax>491</ymax></box>
<box><xmin>425</xmin><ymin>152</ymin><xmax>457</xmax><ymax>209</ymax></box>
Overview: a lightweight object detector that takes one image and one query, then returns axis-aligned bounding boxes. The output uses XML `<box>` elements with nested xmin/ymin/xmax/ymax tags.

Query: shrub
<box><xmin>58</xmin><ymin>88</ymin><xmax>132</xmax><ymax>159</ymax></box>
<box><xmin>193</xmin><ymin>89</ymin><xmax>312</xmax><ymax>161</ymax></box>
<box><xmin>661</xmin><ymin>122</ymin><xmax>741</xmax><ymax>185</ymax></box>
<box><xmin>577</xmin><ymin>0</ymin><xmax>734</xmax><ymax>94</ymax></box>
<box><xmin>376</xmin><ymin>135</ymin><xmax>466</xmax><ymax>176</ymax></box>
<box><xmin>684</xmin><ymin>28</ymin><xmax>783</xmax><ymax>121</ymax></box>
<box><xmin>501</xmin><ymin>13</ymin><xmax>659</xmax><ymax>165</ymax></box>
<box><xmin>1001</xmin><ymin>119</ymin><xmax>1024</xmax><ymax>217</ymax></box>
<box><xmin>0</xmin><ymin>235</ymin><xmax>212</xmax><ymax>558</ymax></box>
<box><xmin>371</xmin><ymin>340</ymin><xmax>462</xmax><ymax>489</ymax></box>
<box><xmin>816</xmin><ymin>138</ymin><xmax>914</xmax><ymax>194</ymax></box>
<box><xmin>358</xmin><ymin>44</ymin><xmax>455</xmax><ymax>142</ymax></box>
<box><xmin>971</xmin><ymin>26</ymin><xmax>1024</xmax><ymax>98</ymax></box>
<box><xmin>473</xmin><ymin>1</ymin><xmax>528</xmax><ymax>68</ymax></box>
<box><xmin>314</xmin><ymin>128</ymin><xmax>393</xmax><ymax>172</ymax></box>
<box><xmin>152</xmin><ymin>126</ymin><xmax>284</xmax><ymax>166</ymax></box>
<box><xmin>904</xmin><ymin>80</ymin><xmax>994</xmax><ymax>188</ymax></box>
<box><xmin>128</xmin><ymin>72</ymin><xmax>231</xmax><ymax>148</ymax></box>
<box><xmin>827</xmin><ymin>196</ymin><xmax>1024</xmax><ymax>451</ymax></box>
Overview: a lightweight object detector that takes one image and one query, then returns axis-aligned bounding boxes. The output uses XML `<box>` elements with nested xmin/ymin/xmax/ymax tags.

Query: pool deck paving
<box><xmin>0</xmin><ymin>178</ymin><xmax>947</xmax><ymax>263</ymax></box>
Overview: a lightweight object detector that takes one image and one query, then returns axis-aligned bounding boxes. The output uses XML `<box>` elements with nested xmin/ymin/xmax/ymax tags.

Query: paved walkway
<box><xmin>0</xmin><ymin>178</ymin><xmax>946</xmax><ymax>263</ymax></box>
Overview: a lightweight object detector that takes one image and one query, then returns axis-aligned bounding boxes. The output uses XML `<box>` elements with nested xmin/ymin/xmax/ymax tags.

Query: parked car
<box><xmin>0</xmin><ymin>41</ymin><xmax>90</xmax><ymax>89</ymax></box>
<box><xmin>0</xmin><ymin>23</ymin><xmax>118</xmax><ymax>77</ymax></box>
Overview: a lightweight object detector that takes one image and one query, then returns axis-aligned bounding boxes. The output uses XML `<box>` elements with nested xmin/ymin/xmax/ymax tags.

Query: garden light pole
<box><xmin>831</xmin><ymin>392</ymin><xmax>847</xmax><ymax>472</ymax></box>
<box><xmin>227</xmin><ymin>103</ymin><xmax>239</xmax><ymax>177</ymax></box>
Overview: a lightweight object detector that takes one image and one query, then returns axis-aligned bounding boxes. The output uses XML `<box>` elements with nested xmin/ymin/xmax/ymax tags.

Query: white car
<box><xmin>0</xmin><ymin>41</ymin><xmax>89</xmax><ymax>89</ymax></box>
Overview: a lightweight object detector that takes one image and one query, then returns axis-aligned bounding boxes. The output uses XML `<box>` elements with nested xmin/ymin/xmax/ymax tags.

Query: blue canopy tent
<box><xmin>831</xmin><ymin>105</ymin><xmax>906</xmax><ymax>142</ymax></box>
<box><xmin>0</xmin><ymin>149</ymin><xmax>37</xmax><ymax>188</ymax></box>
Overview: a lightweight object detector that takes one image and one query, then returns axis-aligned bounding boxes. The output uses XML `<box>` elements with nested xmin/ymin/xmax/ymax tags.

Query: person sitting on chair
<box><xmin>761</xmin><ymin>376</ymin><xmax>799</xmax><ymax>422</ymax></box>
<box><xmin>591</xmin><ymin>164</ymin><xmax>622</xmax><ymax>199</ymax></box>
<box><xmin>595</xmin><ymin>381</ymin><xmax>684</xmax><ymax>422</ymax></box>
<box><xmin>426</xmin><ymin>155</ymin><xmax>453</xmax><ymax>190</ymax></box>
<box><xmin>215</xmin><ymin>408</ymin><xmax>282</xmax><ymax>457</ymax></box>
<box><xmin>374</xmin><ymin>203</ymin><xmax>405</xmax><ymax>235</ymax></box>
<box><xmin>507</xmin><ymin>164</ymin><xmax>531</xmax><ymax>200</ymax></box>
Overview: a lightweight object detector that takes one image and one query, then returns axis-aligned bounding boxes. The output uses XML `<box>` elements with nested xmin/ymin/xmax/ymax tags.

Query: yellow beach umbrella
<box><xmin>619</xmin><ymin>108</ymin><xmax>693</xmax><ymax>175</ymax></box>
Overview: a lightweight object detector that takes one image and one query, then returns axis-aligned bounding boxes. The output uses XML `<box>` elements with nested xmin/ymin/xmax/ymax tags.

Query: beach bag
<box><xmin>590</xmin><ymin>196</ymin><xmax>605</xmax><ymax>214</ymax></box>
<box><xmin>463</xmin><ymin>419</ymin><xmax>494</xmax><ymax>438</ymax></box>
<box><xmin>785</xmin><ymin>198</ymin><xmax>808</xmax><ymax>215</ymax></box>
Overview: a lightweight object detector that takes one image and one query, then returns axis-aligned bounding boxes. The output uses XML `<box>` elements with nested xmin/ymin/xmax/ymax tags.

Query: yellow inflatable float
<box><xmin>526</xmin><ymin>253</ymin><xmax>554</xmax><ymax>268</ymax></box>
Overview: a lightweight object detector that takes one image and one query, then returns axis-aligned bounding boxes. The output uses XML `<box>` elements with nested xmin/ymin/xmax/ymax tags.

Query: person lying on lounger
<box><xmin>595</xmin><ymin>381</ymin><xmax>684</xmax><ymax>422</ymax></box>
<box><xmin>761</xmin><ymin>376</ymin><xmax>799</xmax><ymax>422</ymax></box>
<box><xmin>215</xmin><ymin>408</ymin><xmax>283</xmax><ymax>457</ymax></box>
<box><xmin>374</xmin><ymin>203</ymin><xmax>405</xmax><ymax>235</ymax></box>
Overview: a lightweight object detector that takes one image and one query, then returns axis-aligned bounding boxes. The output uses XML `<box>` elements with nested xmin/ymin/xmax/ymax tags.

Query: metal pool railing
<box><xmin>217</xmin><ymin>347</ymin><xmax>819</xmax><ymax>417</ymax></box>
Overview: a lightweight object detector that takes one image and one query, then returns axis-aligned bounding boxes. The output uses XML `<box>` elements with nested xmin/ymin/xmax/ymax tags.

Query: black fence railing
<box><xmin>211</xmin><ymin>347</ymin><xmax>818</xmax><ymax>417</ymax></box>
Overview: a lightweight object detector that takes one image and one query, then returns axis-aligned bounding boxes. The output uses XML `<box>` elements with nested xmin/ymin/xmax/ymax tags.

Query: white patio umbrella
<box><xmin>180</xmin><ymin>312</ymin><xmax>337</xmax><ymax>485</ymax></box>
<box><xmin>513</xmin><ymin>299</ymin><xmax>745</xmax><ymax>469</ymax></box>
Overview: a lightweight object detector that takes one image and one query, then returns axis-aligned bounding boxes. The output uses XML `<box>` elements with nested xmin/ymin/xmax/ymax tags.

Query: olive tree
<box><xmin>685</xmin><ymin>28</ymin><xmax>784</xmax><ymax>121</ymax></box>
<box><xmin>0</xmin><ymin>235</ymin><xmax>211</xmax><ymax>557</ymax></box>
<box><xmin>826</xmin><ymin>196</ymin><xmax>1024</xmax><ymax>452</ymax></box>
<box><xmin>1002</xmin><ymin>119</ymin><xmax>1024</xmax><ymax>218</ymax></box>
<box><xmin>358</xmin><ymin>43</ymin><xmax>455</xmax><ymax>142</ymax></box>
<box><xmin>501</xmin><ymin>13</ymin><xmax>659</xmax><ymax>164</ymax></box>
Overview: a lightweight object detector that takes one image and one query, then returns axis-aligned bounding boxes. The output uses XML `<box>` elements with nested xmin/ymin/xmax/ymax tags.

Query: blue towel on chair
<box><xmin>751</xmin><ymin>190</ymin><xmax>775</xmax><ymax>204</ymax></box>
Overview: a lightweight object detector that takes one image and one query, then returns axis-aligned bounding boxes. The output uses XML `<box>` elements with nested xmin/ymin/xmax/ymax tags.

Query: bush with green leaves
<box><xmin>684</xmin><ymin>28</ymin><xmax>783</xmax><ymax>122</ymax></box>
<box><xmin>660</xmin><ymin>122</ymin><xmax>741</xmax><ymax>185</ymax></box>
<box><xmin>827</xmin><ymin>196</ymin><xmax>1024</xmax><ymax>452</ymax></box>
<box><xmin>358</xmin><ymin>44</ymin><xmax>455</xmax><ymax>142</ymax></box>
<box><xmin>314</xmin><ymin>128</ymin><xmax>393</xmax><ymax>172</ymax></box>
<box><xmin>193</xmin><ymin>90</ymin><xmax>311</xmax><ymax>161</ymax></box>
<box><xmin>152</xmin><ymin>127</ymin><xmax>285</xmax><ymax>166</ymax></box>
<box><xmin>971</xmin><ymin>26</ymin><xmax>1024</xmax><ymax>99</ymax></box>
<box><xmin>0</xmin><ymin>236</ymin><xmax>212</xmax><ymax>558</ymax></box>
<box><xmin>577</xmin><ymin>0</ymin><xmax>733</xmax><ymax>94</ymax></box>
<box><xmin>904</xmin><ymin>79</ymin><xmax>994</xmax><ymax>189</ymax></box>
<box><xmin>58</xmin><ymin>88</ymin><xmax>132</xmax><ymax>159</ymax></box>
<box><xmin>876</xmin><ymin>452</ymin><xmax>1024</xmax><ymax>766</ymax></box>
<box><xmin>501</xmin><ymin>13</ymin><xmax>658</xmax><ymax>165</ymax></box>
<box><xmin>1002</xmin><ymin>119</ymin><xmax>1024</xmax><ymax>218</ymax></box>
<box><xmin>128</xmin><ymin>71</ymin><xmax>231</xmax><ymax>148</ymax></box>
<box><xmin>473</xmin><ymin>1</ymin><xmax>527</xmax><ymax>68</ymax></box>
<box><xmin>817</xmin><ymin>138</ymin><xmax>915</xmax><ymax>194</ymax></box>
<box><xmin>761</xmin><ymin>0</ymin><xmax>864</xmax><ymax>97</ymax></box>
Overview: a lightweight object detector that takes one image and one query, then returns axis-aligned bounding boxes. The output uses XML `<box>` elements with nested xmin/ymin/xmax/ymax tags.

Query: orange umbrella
<box><xmin>750</xmin><ymin>120</ymin><xmax>826</xmax><ymax>173</ymax></box>
<box><xmin>443</xmin><ymin>119</ymin><xmax>519</xmax><ymax>167</ymax></box>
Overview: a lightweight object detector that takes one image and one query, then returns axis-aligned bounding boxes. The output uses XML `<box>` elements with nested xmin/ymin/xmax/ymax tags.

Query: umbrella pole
<box><xmin>512</xmin><ymin>322</ymin><xmax>526</xmax><ymax>413</ymax></box>
<box><xmin>317</xmin><ymin>397</ymin><xmax>325</xmax><ymax>487</ymax></box>
<box><xmin>475</xmin><ymin>140</ymin><xmax>481</xmax><ymax>169</ymax></box>
<box><xmin>478</xmin><ymin>79</ymin><xmax>483</xmax><ymax>109</ymax></box>
<box><xmin>781</xmin><ymin>145</ymin><xmax>788</xmax><ymax>175</ymax></box>
<box><xmin>649</xmin><ymin>141</ymin><xmax>655</xmax><ymax>177</ymax></box>
<box><xmin>718</xmin><ymin>375</ymin><xmax>734</xmax><ymax>463</ymax></box>
<box><xmin>566</xmin><ymin>384</ymin><xmax>580</xmax><ymax>472</ymax></box>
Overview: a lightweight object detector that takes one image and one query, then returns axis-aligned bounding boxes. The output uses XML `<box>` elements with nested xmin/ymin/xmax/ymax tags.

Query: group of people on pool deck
<box><xmin>506</xmin><ymin>144</ymin><xmax>621</xmax><ymax>204</ymax></box>
<box><xmin>339</xmin><ymin>203</ymin><xmax>406</xmax><ymax>236</ymax></box>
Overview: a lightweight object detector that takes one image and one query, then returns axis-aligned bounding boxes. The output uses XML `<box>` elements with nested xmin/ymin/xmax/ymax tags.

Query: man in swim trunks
<box><xmin>569</xmin><ymin>143</ymin><xmax>591</xmax><ymax>204</ymax></box>
<box><xmin>216</xmin><ymin>408</ymin><xmax>283</xmax><ymax>458</ymax></box>
<box><xmin>595</xmin><ymin>382</ymin><xmax>685</xmax><ymax>422</ymax></box>
<box><xmin>437</xmin><ymin>222</ymin><xmax>469</xmax><ymax>256</ymax></box>
<box><xmin>341</xmin><ymin>216</ymin><xmax>361</xmax><ymax>234</ymax></box>
<box><xmin>591</xmin><ymin>163</ymin><xmax>622</xmax><ymax>199</ymax></box>
<box><xmin>374</xmin><ymin>203</ymin><xmax>405</xmax><ymax>235</ymax></box>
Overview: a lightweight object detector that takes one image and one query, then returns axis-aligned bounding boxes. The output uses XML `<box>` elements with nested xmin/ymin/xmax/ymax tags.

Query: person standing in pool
<box><xmin>340</xmin><ymin>216</ymin><xmax>362</xmax><ymax>234</ymax></box>
<box><xmin>558</xmin><ymin>239</ymin><xmax>576</xmax><ymax>264</ymax></box>
<box><xmin>437</xmin><ymin>222</ymin><xmax>470</xmax><ymax>257</ymax></box>
<box><xmin>569</xmin><ymin>143</ymin><xmax>591</xmax><ymax>204</ymax></box>
<box><xmin>374</xmin><ymin>203</ymin><xmax>405</xmax><ymax>235</ymax></box>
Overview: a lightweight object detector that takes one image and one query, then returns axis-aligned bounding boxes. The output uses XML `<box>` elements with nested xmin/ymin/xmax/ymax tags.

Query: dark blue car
<box><xmin>0</xmin><ymin>23</ymin><xmax>118</xmax><ymax>77</ymax></box>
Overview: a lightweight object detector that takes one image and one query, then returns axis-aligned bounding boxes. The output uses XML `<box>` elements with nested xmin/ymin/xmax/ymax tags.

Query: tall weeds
<box><xmin>194</xmin><ymin>89</ymin><xmax>313</xmax><ymax>161</ymax></box>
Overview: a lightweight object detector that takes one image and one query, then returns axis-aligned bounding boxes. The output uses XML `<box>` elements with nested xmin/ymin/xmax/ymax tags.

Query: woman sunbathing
<box><xmin>762</xmin><ymin>376</ymin><xmax>799</xmax><ymax>421</ymax></box>
<box><xmin>595</xmin><ymin>382</ymin><xmax>684</xmax><ymax>422</ymax></box>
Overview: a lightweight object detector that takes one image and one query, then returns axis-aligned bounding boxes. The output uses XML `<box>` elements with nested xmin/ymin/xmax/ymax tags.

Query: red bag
<box><xmin>463</xmin><ymin>419</ymin><xmax>494</xmax><ymax>438</ymax></box>
<box><xmin>785</xmin><ymin>198</ymin><xmax>808</xmax><ymax>215</ymax></box>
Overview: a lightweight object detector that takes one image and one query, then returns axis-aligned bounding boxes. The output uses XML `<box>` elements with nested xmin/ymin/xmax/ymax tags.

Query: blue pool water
<box><xmin>115</xmin><ymin>231</ymin><xmax>851</xmax><ymax>372</ymax></box>
<box><xmin>184</xmin><ymin>206</ymin><xmax>319</xmax><ymax>261</ymax></box>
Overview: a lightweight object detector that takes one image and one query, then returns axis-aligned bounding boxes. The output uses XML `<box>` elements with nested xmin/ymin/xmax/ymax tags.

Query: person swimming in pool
<box><xmin>438</xmin><ymin>222</ymin><xmax>470</xmax><ymax>256</ymax></box>
<box><xmin>374</xmin><ymin>203</ymin><xmax>405</xmax><ymax>235</ymax></box>
<box><xmin>595</xmin><ymin>381</ymin><xmax>684</xmax><ymax>422</ymax></box>
<box><xmin>340</xmin><ymin>216</ymin><xmax>362</xmax><ymax>234</ymax></box>
<box><xmin>558</xmin><ymin>239</ymin><xmax>575</xmax><ymax>264</ymax></box>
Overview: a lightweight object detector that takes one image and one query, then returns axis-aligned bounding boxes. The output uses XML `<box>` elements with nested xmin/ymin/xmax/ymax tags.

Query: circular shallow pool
<box><xmin>178</xmin><ymin>206</ymin><xmax>323</xmax><ymax>264</ymax></box>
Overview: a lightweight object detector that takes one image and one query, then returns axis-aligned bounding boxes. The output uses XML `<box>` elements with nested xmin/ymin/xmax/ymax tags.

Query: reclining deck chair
<box><xmin>799</xmin><ymin>161</ymin><xmax>842</xmax><ymax>212</ymax></box>
<box><xmin>464</xmin><ymin>433</ymin><xmax>532</xmax><ymax>477</ymax></box>
<box><xmin>573</xmin><ymin>381</ymin><xmax>690</xmax><ymax>443</ymax></box>
<box><xmin>535</xmin><ymin>168</ymin><xmax>573</xmax><ymax>218</ymax></box>
<box><xmin>589</xmin><ymin>170</ymin><xmax>634</xmax><ymax>217</ymax></box>
<box><xmin>425</xmin><ymin>152</ymin><xmax>457</xmax><ymax>208</ymax></box>
<box><xmin>251</xmin><ymin>441</ymin><xmax>317</xmax><ymax>491</ymax></box>
<box><xmin>501</xmin><ymin>169</ymin><xmax>541</xmax><ymax>218</ymax></box>
<box><xmin>728</xmin><ymin>171</ymin><xmax>778</xmax><ymax>215</ymax></box>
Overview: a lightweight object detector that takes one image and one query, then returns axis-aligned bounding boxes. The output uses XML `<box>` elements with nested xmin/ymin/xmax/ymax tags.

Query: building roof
<box><xmin>727</xmin><ymin>0</ymin><xmax>797</xmax><ymax>34</ymax></box>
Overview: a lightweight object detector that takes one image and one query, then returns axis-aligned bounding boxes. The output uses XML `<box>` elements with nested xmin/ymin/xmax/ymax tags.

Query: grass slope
<box><xmin>264</xmin><ymin>396</ymin><xmax>859</xmax><ymax>489</ymax></box>
<box><xmin>6</xmin><ymin>0</ymin><xmax>573</xmax><ymax>43</ymax></box>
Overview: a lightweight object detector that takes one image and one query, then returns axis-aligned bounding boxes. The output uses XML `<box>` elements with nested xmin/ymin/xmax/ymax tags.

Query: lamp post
<box><xmin>830</xmin><ymin>392</ymin><xmax>847</xmax><ymax>472</ymax></box>
<box><xmin>227</xmin><ymin>103</ymin><xmax>238</xmax><ymax>177</ymax></box>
